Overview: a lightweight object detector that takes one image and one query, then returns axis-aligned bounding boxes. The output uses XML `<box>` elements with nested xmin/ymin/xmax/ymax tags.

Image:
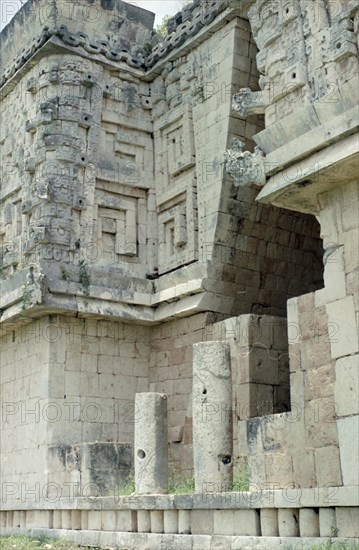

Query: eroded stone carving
<box><xmin>246</xmin><ymin>0</ymin><xmax>359</xmax><ymax>123</ymax></box>
<box><xmin>225</xmin><ymin>139</ymin><xmax>266</xmax><ymax>187</ymax></box>
<box><xmin>0</xmin><ymin>0</ymin><xmax>357</xmax><ymax>533</ymax></box>
<box><xmin>232</xmin><ymin>88</ymin><xmax>269</xmax><ymax>117</ymax></box>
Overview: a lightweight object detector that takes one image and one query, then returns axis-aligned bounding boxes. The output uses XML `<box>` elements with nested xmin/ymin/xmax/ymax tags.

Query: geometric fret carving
<box><xmin>98</xmin><ymin>128</ymin><xmax>151</xmax><ymax>187</ymax></box>
<box><xmin>94</xmin><ymin>183</ymin><xmax>146</xmax><ymax>262</ymax></box>
<box><xmin>155</xmin><ymin>106</ymin><xmax>198</xmax><ymax>274</ymax></box>
<box><xmin>98</xmin><ymin>205</ymin><xmax>137</xmax><ymax>257</ymax></box>
<box><xmin>157</xmin><ymin>174</ymin><xmax>198</xmax><ymax>274</ymax></box>
<box><xmin>154</xmin><ymin>105</ymin><xmax>196</xmax><ymax>193</ymax></box>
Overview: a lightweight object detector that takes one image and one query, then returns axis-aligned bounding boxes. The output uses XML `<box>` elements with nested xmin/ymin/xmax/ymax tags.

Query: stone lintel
<box><xmin>257</xmin><ymin>134</ymin><xmax>359</xmax><ymax>214</ymax></box>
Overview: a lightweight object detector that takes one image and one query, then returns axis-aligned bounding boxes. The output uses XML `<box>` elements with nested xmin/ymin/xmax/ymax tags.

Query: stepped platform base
<box><xmin>1</xmin><ymin>529</ymin><xmax>359</xmax><ymax>549</ymax></box>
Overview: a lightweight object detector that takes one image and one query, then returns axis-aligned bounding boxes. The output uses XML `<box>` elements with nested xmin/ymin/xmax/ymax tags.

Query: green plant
<box><xmin>155</xmin><ymin>15</ymin><xmax>170</xmax><ymax>38</ymax></box>
<box><xmin>0</xmin><ymin>536</ymin><xmax>98</xmax><ymax>549</ymax></box>
<box><xmin>79</xmin><ymin>260</ymin><xmax>90</xmax><ymax>296</ymax></box>
<box><xmin>21</xmin><ymin>282</ymin><xmax>32</xmax><ymax>310</ymax></box>
<box><xmin>169</xmin><ymin>474</ymin><xmax>195</xmax><ymax>494</ymax></box>
<box><xmin>143</xmin><ymin>40</ymin><xmax>152</xmax><ymax>54</ymax></box>
<box><xmin>61</xmin><ymin>266</ymin><xmax>70</xmax><ymax>282</ymax></box>
<box><xmin>118</xmin><ymin>472</ymin><xmax>136</xmax><ymax>496</ymax></box>
<box><xmin>232</xmin><ymin>466</ymin><xmax>250</xmax><ymax>492</ymax></box>
<box><xmin>118</xmin><ymin>473</ymin><xmax>196</xmax><ymax>495</ymax></box>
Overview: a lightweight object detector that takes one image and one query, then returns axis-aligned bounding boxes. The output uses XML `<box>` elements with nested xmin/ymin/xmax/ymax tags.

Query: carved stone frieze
<box><xmin>225</xmin><ymin>139</ymin><xmax>266</xmax><ymax>187</ymax></box>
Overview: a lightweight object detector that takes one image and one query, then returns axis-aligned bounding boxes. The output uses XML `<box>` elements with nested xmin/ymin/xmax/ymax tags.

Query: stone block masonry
<box><xmin>0</xmin><ymin>315</ymin><xmax>151</xmax><ymax>495</ymax></box>
<box><xmin>0</xmin><ymin>0</ymin><xmax>323</xmax><ymax>327</ymax></box>
<box><xmin>225</xmin><ymin>0</ymin><xmax>359</xmax><ymax>501</ymax></box>
<box><xmin>0</xmin><ymin>0</ymin><xmax>358</xmax><ymax>545</ymax></box>
<box><xmin>0</xmin><ymin>489</ymin><xmax>358</xmax><ymax>547</ymax></box>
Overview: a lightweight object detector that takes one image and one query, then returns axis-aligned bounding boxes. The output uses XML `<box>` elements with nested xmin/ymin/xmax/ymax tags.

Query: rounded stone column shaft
<box><xmin>134</xmin><ymin>392</ymin><xmax>168</xmax><ymax>494</ymax></box>
<box><xmin>193</xmin><ymin>341</ymin><xmax>233</xmax><ymax>493</ymax></box>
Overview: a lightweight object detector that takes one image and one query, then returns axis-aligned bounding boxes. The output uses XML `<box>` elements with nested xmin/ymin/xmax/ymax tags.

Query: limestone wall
<box><xmin>225</xmin><ymin>0</ymin><xmax>358</xmax><ymax>493</ymax></box>
<box><xmin>243</xmin><ymin>161</ymin><xmax>358</xmax><ymax>491</ymax></box>
<box><xmin>0</xmin><ymin>309</ymin><xmax>291</xmax><ymax>490</ymax></box>
<box><xmin>0</xmin><ymin>0</ymin><xmax>324</xmax><ymax>325</ymax></box>
<box><xmin>0</xmin><ymin>315</ymin><xmax>151</xmax><ymax>497</ymax></box>
<box><xmin>149</xmin><ymin>313</ymin><xmax>212</xmax><ymax>478</ymax></box>
<box><xmin>1</xmin><ymin>67</ymin><xmax>34</xmax><ymax>284</ymax></box>
<box><xmin>0</xmin><ymin>50</ymin><xmax>156</xmax><ymax>321</ymax></box>
<box><xmin>317</xmin><ymin>180</ymin><xmax>359</xmax><ymax>487</ymax></box>
<box><xmin>148</xmin><ymin>311</ymin><xmax>292</xmax><ymax>476</ymax></box>
<box><xmin>0</xmin><ymin>319</ymin><xmax>50</xmax><ymax>492</ymax></box>
<box><xmin>239</xmin><ymin>0</ymin><xmax>358</xmax><ymax>145</ymax></box>
<box><xmin>45</xmin><ymin>315</ymin><xmax>150</xmax><ymax>496</ymax></box>
<box><xmin>0</xmin><ymin>0</ymin><xmax>155</xmax><ymax>81</ymax></box>
<box><xmin>1</xmin><ymin>0</ymin><xmax>357</xmax><ymax>516</ymax></box>
<box><xmin>150</xmin><ymin>15</ymin><xmax>323</xmax><ymax>318</ymax></box>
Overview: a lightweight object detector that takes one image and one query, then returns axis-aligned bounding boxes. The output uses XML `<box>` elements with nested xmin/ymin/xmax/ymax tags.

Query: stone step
<box><xmin>2</xmin><ymin>528</ymin><xmax>359</xmax><ymax>550</ymax></box>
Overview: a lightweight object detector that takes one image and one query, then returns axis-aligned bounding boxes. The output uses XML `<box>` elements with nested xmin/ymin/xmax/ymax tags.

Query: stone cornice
<box><xmin>0</xmin><ymin>0</ymin><xmax>253</xmax><ymax>88</ymax></box>
<box><xmin>0</xmin><ymin>25</ymin><xmax>146</xmax><ymax>89</ymax></box>
<box><xmin>144</xmin><ymin>0</ymin><xmax>231</xmax><ymax>68</ymax></box>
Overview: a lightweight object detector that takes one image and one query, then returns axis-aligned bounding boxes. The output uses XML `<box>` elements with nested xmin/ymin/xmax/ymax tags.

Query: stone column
<box><xmin>134</xmin><ymin>393</ymin><xmax>168</xmax><ymax>494</ymax></box>
<box><xmin>193</xmin><ymin>341</ymin><xmax>233</xmax><ymax>493</ymax></box>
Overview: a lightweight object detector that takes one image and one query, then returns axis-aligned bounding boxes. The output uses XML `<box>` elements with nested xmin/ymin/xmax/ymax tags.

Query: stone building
<box><xmin>0</xmin><ymin>0</ymin><xmax>358</xmax><ymax>547</ymax></box>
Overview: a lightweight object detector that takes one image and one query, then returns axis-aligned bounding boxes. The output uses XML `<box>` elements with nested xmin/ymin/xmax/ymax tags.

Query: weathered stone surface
<box><xmin>178</xmin><ymin>510</ymin><xmax>191</xmax><ymax>535</ymax></box>
<box><xmin>225</xmin><ymin>139</ymin><xmax>266</xmax><ymax>187</ymax></box>
<box><xmin>150</xmin><ymin>511</ymin><xmax>164</xmax><ymax>534</ymax></box>
<box><xmin>0</xmin><ymin>0</ymin><xmax>358</xmax><ymax>542</ymax></box>
<box><xmin>336</xmin><ymin>507</ymin><xmax>359</xmax><ymax>537</ymax></box>
<box><xmin>260</xmin><ymin>509</ymin><xmax>278</xmax><ymax>536</ymax></box>
<box><xmin>134</xmin><ymin>393</ymin><xmax>168</xmax><ymax>494</ymax></box>
<box><xmin>163</xmin><ymin>510</ymin><xmax>178</xmax><ymax>534</ymax></box>
<box><xmin>337</xmin><ymin>416</ymin><xmax>359</xmax><ymax>486</ymax></box>
<box><xmin>191</xmin><ymin>511</ymin><xmax>214</xmax><ymax>535</ymax></box>
<box><xmin>137</xmin><ymin>510</ymin><xmax>151</xmax><ymax>533</ymax></box>
<box><xmin>299</xmin><ymin>508</ymin><xmax>320</xmax><ymax>537</ymax></box>
<box><xmin>326</xmin><ymin>296</ymin><xmax>359</xmax><ymax>359</ymax></box>
<box><xmin>278</xmin><ymin>509</ymin><xmax>299</xmax><ymax>537</ymax></box>
<box><xmin>193</xmin><ymin>342</ymin><xmax>233</xmax><ymax>493</ymax></box>
<box><xmin>334</xmin><ymin>356</ymin><xmax>359</xmax><ymax>417</ymax></box>
<box><xmin>319</xmin><ymin>508</ymin><xmax>336</xmax><ymax>537</ymax></box>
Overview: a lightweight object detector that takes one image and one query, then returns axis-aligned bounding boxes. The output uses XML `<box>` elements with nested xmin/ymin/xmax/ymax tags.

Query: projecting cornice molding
<box><xmin>0</xmin><ymin>0</ymin><xmax>254</xmax><ymax>88</ymax></box>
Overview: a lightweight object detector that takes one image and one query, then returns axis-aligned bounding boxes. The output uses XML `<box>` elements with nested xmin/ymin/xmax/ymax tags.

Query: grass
<box><xmin>118</xmin><ymin>473</ymin><xmax>136</xmax><ymax>496</ymax></box>
<box><xmin>1</xmin><ymin>540</ymin><xmax>358</xmax><ymax>550</ymax></box>
<box><xmin>307</xmin><ymin>543</ymin><xmax>359</xmax><ymax>550</ymax></box>
<box><xmin>168</xmin><ymin>474</ymin><xmax>195</xmax><ymax>494</ymax></box>
<box><xmin>118</xmin><ymin>468</ymin><xmax>249</xmax><ymax>496</ymax></box>
<box><xmin>117</xmin><ymin>467</ymin><xmax>250</xmax><ymax>496</ymax></box>
<box><xmin>0</xmin><ymin>536</ymin><xmax>100</xmax><ymax>550</ymax></box>
<box><xmin>117</xmin><ymin>472</ymin><xmax>195</xmax><ymax>495</ymax></box>
<box><xmin>232</xmin><ymin>466</ymin><xmax>250</xmax><ymax>492</ymax></box>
